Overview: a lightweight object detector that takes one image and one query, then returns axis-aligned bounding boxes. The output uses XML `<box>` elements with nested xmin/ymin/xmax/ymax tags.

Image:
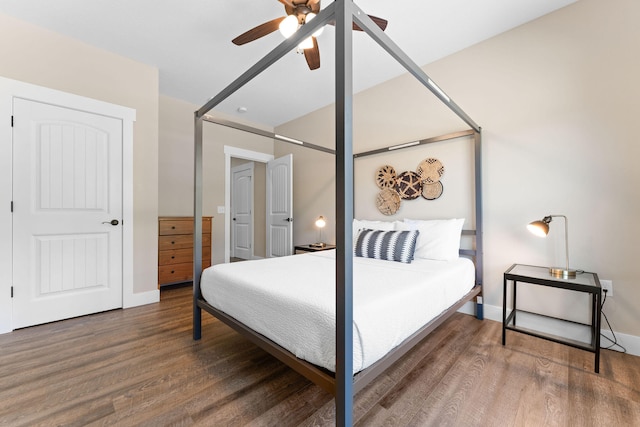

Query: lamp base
<box><xmin>549</xmin><ymin>267</ymin><xmax>577</xmax><ymax>279</ymax></box>
<box><xmin>310</xmin><ymin>242</ymin><xmax>326</xmax><ymax>248</ymax></box>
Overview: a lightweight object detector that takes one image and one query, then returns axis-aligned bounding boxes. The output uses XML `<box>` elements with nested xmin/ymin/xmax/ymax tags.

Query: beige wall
<box><xmin>276</xmin><ymin>0</ymin><xmax>640</xmax><ymax>337</ymax></box>
<box><xmin>0</xmin><ymin>13</ymin><xmax>159</xmax><ymax>295</ymax></box>
<box><xmin>159</xmin><ymin>95</ymin><xmax>274</xmax><ymax>265</ymax></box>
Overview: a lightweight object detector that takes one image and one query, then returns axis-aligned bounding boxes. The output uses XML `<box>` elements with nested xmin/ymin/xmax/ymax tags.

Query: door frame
<box><xmin>0</xmin><ymin>76</ymin><xmax>136</xmax><ymax>334</ymax></box>
<box><xmin>224</xmin><ymin>146</ymin><xmax>273</xmax><ymax>264</ymax></box>
<box><xmin>230</xmin><ymin>161</ymin><xmax>254</xmax><ymax>260</ymax></box>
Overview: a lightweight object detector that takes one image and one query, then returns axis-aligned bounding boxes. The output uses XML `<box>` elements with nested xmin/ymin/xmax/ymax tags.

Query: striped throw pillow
<box><xmin>354</xmin><ymin>229</ymin><xmax>419</xmax><ymax>263</ymax></box>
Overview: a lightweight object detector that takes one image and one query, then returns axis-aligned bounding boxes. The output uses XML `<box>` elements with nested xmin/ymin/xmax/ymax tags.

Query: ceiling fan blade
<box><xmin>308</xmin><ymin>0</ymin><xmax>321</xmax><ymax>14</ymax></box>
<box><xmin>232</xmin><ymin>17</ymin><xmax>286</xmax><ymax>45</ymax></box>
<box><xmin>304</xmin><ymin>37</ymin><xmax>320</xmax><ymax>70</ymax></box>
<box><xmin>353</xmin><ymin>15</ymin><xmax>388</xmax><ymax>32</ymax></box>
<box><xmin>328</xmin><ymin>14</ymin><xmax>388</xmax><ymax>32</ymax></box>
<box><xmin>366</xmin><ymin>15</ymin><xmax>388</xmax><ymax>31</ymax></box>
<box><xmin>278</xmin><ymin>0</ymin><xmax>295</xmax><ymax>15</ymax></box>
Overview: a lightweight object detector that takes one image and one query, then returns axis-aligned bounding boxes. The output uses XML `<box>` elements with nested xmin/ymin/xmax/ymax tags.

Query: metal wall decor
<box><xmin>375</xmin><ymin>157</ymin><xmax>445</xmax><ymax>215</ymax></box>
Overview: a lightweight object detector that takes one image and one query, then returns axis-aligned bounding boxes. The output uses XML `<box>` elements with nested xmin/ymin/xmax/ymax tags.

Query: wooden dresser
<box><xmin>158</xmin><ymin>216</ymin><xmax>212</xmax><ymax>287</ymax></box>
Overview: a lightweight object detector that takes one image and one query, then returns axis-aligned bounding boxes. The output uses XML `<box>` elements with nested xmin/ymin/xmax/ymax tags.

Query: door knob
<box><xmin>284</xmin><ymin>217</ymin><xmax>293</xmax><ymax>222</ymax></box>
<box><xmin>102</xmin><ymin>219</ymin><xmax>119</xmax><ymax>226</ymax></box>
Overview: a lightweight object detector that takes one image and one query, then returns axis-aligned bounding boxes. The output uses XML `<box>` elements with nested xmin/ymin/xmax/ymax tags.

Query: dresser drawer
<box><xmin>158</xmin><ymin>259</ymin><xmax>212</xmax><ymax>284</ymax></box>
<box><xmin>158</xmin><ymin>263</ymin><xmax>193</xmax><ymax>284</ymax></box>
<box><xmin>159</xmin><ymin>247</ymin><xmax>211</xmax><ymax>265</ymax></box>
<box><xmin>159</xmin><ymin>233</ymin><xmax>211</xmax><ymax>251</ymax></box>
<box><xmin>159</xmin><ymin>217</ymin><xmax>212</xmax><ymax>236</ymax></box>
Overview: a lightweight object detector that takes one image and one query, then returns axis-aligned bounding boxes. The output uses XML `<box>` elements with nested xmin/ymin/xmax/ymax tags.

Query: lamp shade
<box><xmin>298</xmin><ymin>36</ymin><xmax>314</xmax><ymax>50</ymax></box>
<box><xmin>527</xmin><ymin>220</ymin><xmax>549</xmax><ymax>237</ymax></box>
<box><xmin>527</xmin><ymin>215</ymin><xmax>576</xmax><ymax>278</ymax></box>
<box><xmin>315</xmin><ymin>216</ymin><xmax>326</xmax><ymax>228</ymax></box>
<box><xmin>305</xmin><ymin>12</ymin><xmax>324</xmax><ymax>37</ymax></box>
<box><xmin>279</xmin><ymin>15</ymin><xmax>299</xmax><ymax>38</ymax></box>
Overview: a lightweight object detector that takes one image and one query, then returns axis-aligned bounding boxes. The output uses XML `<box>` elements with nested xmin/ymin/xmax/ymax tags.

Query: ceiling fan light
<box><xmin>305</xmin><ymin>12</ymin><xmax>324</xmax><ymax>37</ymax></box>
<box><xmin>299</xmin><ymin>36</ymin><xmax>314</xmax><ymax>50</ymax></box>
<box><xmin>279</xmin><ymin>15</ymin><xmax>299</xmax><ymax>38</ymax></box>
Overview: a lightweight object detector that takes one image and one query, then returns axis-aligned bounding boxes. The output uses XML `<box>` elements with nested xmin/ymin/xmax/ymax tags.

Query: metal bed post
<box><xmin>474</xmin><ymin>129</ymin><xmax>484</xmax><ymax>320</ymax></box>
<box><xmin>193</xmin><ymin>114</ymin><xmax>204</xmax><ymax>340</ymax></box>
<box><xmin>191</xmin><ymin>3</ymin><xmax>333</xmax><ymax>340</ymax></box>
<box><xmin>191</xmin><ymin>1</ymin><xmax>483</xmax><ymax>422</ymax></box>
<box><xmin>335</xmin><ymin>1</ymin><xmax>354</xmax><ymax>425</ymax></box>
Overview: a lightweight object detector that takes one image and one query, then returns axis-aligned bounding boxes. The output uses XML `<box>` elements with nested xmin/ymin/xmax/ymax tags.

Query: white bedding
<box><xmin>201</xmin><ymin>250</ymin><xmax>475</xmax><ymax>373</ymax></box>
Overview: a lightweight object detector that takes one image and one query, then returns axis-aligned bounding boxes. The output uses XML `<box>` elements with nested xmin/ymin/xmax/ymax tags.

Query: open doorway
<box><xmin>223</xmin><ymin>146</ymin><xmax>293</xmax><ymax>263</ymax></box>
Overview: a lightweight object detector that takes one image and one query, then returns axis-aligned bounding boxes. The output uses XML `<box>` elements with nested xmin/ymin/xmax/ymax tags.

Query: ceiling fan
<box><xmin>232</xmin><ymin>0</ymin><xmax>388</xmax><ymax>70</ymax></box>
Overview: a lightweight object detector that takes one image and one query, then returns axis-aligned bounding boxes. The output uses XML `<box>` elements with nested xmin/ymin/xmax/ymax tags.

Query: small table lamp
<box><xmin>312</xmin><ymin>216</ymin><xmax>326</xmax><ymax>248</ymax></box>
<box><xmin>527</xmin><ymin>215</ymin><xmax>577</xmax><ymax>278</ymax></box>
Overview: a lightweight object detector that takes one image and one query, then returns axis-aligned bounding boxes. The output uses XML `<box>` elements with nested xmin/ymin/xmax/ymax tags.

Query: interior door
<box><xmin>266</xmin><ymin>154</ymin><xmax>293</xmax><ymax>257</ymax></box>
<box><xmin>12</xmin><ymin>98</ymin><xmax>123</xmax><ymax>329</ymax></box>
<box><xmin>231</xmin><ymin>162</ymin><xmax>253</xmax><ymax>260</ymax></box>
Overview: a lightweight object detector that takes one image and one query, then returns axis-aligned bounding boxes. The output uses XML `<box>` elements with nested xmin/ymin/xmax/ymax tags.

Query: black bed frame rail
<box><xmin>196</xmin><ymin>284</ymin><xmax>482</xmax><ymax>397</ymax></box>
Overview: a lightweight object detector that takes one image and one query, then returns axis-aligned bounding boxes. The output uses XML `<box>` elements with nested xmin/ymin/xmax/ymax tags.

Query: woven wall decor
<box><xmin>395</xmin><ymin>171</ymin><xmax>422</xmax><ymax>200</ymax></box>
<box><xmin>375</xmin><ymin>165</ymin><xmax>397</xmax><ymax>189</ymax></box>
<box><xmin>376</xmin><ymin>188</ymin><xmax>401</xmax><ymax>215</ymax></box>
<box><xmin>417</xmin><ymin>158</ymin><xmax>445</xmax><ymax>184</ymax></box>
<box><xmin>422</xmin><ymin>181</ymin><xmax>444</xmax><ymax>200</ymax></box>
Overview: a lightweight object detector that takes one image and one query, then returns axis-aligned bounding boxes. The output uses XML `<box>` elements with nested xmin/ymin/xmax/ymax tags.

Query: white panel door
<box><xmin>12</xmin><ymin>98</ymin><xmax>123</xmax><ymax>329</ymax></box>
<box><xmin>266</xmin><ymin>154</ymin><xmax>293</xmax><ymax>257</ymax></box>
<box><xmin>231</xmin><ymin>162</ymin><xmax>253</xmax><ymax>260</ymax></box>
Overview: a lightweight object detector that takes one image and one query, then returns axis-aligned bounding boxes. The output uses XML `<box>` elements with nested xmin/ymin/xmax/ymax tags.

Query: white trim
<box><xmin>460</xmin><ymin>302</ymin><xmax>640</xmax><ymax>358</ymax></box>
<box><xmin>223</xmin><ymin>145</ymin><xmax>273</xmax><ymax>264</ymax></box>
<box><xmin>124</xmin><ymin>289</ymin><xmax>160</xmax><ymax>308</ymax></box>
<box><xmin>121</xmin><ymin>117</ymin><xmax>140</xmax><ymax>309</ymax></box>
<box><xmin>0</xmin><ymin>76</ymin><xmax>138</xmax><ymax>334</ymax></box>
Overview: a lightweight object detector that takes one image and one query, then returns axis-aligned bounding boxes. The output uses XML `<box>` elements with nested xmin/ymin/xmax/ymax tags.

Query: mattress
<box><xmin>201</xmin><ymin>250</ymin><xmax>475</xmax><ymax>373</ymax></box>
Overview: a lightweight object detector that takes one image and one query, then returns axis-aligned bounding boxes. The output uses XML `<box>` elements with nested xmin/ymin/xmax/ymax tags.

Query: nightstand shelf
<box><xmin>503</xmin><ymin>263</ymin><xmax>602</xmax><ymax>373</ymax></box>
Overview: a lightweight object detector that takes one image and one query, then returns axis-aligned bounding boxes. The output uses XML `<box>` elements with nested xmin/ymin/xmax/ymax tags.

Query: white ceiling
<box><xmin>0</xmin><ymin>0</ymin><xmax>576</xmax><ymax>127</ymax></box>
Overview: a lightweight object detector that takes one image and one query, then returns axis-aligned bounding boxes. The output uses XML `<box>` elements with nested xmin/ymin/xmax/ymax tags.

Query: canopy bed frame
<box><xmin>192</xmin><ymin>1</ymin><xmax>482</xmax><ymax>425</ymax></box>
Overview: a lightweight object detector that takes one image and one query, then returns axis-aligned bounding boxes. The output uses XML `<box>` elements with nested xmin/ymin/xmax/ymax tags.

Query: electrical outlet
<box><xmin>217</xmin><ymin>206</ymin><xmax>225</xmax><ymax>214</ymax></box>
<box><xmin>600</xmin><ymin>279</ymin><xmax>613</xmax><ymax>296</ymax></box>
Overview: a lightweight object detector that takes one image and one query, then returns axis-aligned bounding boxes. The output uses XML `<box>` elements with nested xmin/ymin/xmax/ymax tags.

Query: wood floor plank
<box><xmin>0</xmin><ymin>285</ymin><xmax>638</xmax><ymax>427</ymax></box>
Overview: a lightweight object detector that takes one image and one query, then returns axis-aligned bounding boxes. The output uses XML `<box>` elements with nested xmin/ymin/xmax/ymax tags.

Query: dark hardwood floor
<box><xmin>0</xmin><ymin>285</ymin><xmax>638</xmax><ymax>426</ymax></box>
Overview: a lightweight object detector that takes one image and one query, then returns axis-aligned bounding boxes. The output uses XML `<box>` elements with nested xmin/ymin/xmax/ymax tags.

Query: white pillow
<box><xmin>401</xmin><ymin>218</ymin><xmax>464</xmax><ymax>261</ymax></box>
<box><xmin>352</xmin><ymin>219</ymin><xmax>400</xmax><ymax>240</ymax></box>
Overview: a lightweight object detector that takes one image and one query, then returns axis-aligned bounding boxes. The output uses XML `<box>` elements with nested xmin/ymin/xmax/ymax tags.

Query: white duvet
<box><xmin>201</xmin><ymin>250</ymin><xmax>474</xmax><ymax>373</ymax></box>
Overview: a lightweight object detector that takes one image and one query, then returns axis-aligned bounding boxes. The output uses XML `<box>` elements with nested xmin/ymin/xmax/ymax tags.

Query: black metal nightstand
<box><xmin>503</xmin><ymin>264</ymin><xmax>602</xmax><ymax>373</ymax></box>
<box><xmin>294</xmin><ymin>244</ymin><xmax>336</xmax><ymax>254</ymax></box>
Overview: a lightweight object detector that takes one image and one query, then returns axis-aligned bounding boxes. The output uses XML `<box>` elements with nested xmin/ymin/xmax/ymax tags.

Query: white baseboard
<box><xmin>459</xmin><ymin>302</ymin><xmax>640</xmax><ymax>357</ymax></box>
<box><xmin>123</xmin><ymin>289</ymin><xmax>160</xmax><ymax>308</ymax></box>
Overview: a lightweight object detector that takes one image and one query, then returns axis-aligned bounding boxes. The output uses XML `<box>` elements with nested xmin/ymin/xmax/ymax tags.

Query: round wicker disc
<box><xmin>422</xmin><ymin>181</ymin><xmax>444</xmax><ymax>200</ymax></box>
<box><xmin>417</xmin><ymin>158</ymin><xmax>445</xmax><ymax>184</ymax></box>
<box><xmin>375</xmin><ymin>165</ymin><xmax>397</xmax><ymax>189</ymax></box>
<box><xmin>395</xmin><ymin>171</ymin><xmax>422</xmax><ymax>200</ymax></box>
<box><xmin>376</xmin><ymin>188</ymin><xmax>401</xmax><ymax>216</ymax></box>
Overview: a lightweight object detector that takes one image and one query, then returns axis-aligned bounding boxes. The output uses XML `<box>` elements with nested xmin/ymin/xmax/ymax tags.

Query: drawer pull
<box><xmin>171</xmin><ymin>270</ymin><xmax>175</xmax><ymax>274</ymax></box>
<box><xmin>171</xmin><ymin>241</ymin><xmax>175</xmax><ymax>245</ymax></box>
<box><xmin>171</xmin><ymin>256</ymin><xmax>175</xmax><ymax>259</ymax></box>
<box><xmin>171</xmin><ymin>226</ymin><xmax>176</xmax><ymax>229</ymax></box>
